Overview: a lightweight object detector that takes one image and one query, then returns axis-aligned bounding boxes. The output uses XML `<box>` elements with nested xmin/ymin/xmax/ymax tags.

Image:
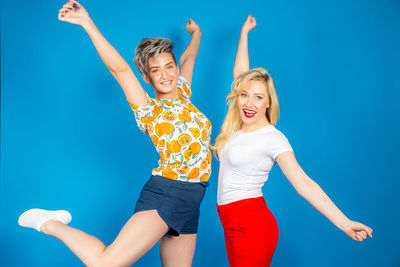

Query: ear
<box><xmin>142</xmin><ymin>73</ymin><xmax>151</xmax><ymax>84</ymax></box>
<box><xmin>267</xmin><ymin>98</ymin><xmax>271</xmax><ymax>109</ymax></box>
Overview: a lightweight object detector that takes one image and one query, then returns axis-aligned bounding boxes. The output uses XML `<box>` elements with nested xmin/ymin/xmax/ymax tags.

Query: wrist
<box><xmin>191</xmin><ymin>30</ymin><xmax>202</xmax><ymax>37</ymax></box>
<box><xmin>337</xmin><ymin>218</ymin><xmax>352</xmax><ymax>232</ymax></box>
<box><xmin>81</xmin><ymin>17</ymin><xmax>94</xmax><ymax>29</ymax></box>
<box><xmin>240</xmin><ymin>30</ymin><xmax>249</xmax><ymax>37</ymax></box>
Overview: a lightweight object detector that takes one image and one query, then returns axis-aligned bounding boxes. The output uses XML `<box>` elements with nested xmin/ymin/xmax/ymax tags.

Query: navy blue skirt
<box><xmin>134</xmin><ymin>175</ymin><xmax>208</xmax><ymax>236</ymax></box>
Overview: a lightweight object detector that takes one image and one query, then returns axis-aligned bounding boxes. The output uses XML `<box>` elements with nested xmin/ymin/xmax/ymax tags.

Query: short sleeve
<box><xmin>269</xmin><ymin>130</ymin><xmax>293</xmax><ymax>160</ymax></box>
<box><xmin>177</xmin><ymin>76</ymin><xmax>192</xmax><ymax>100</ymax></box>
<box><xmin>128</xmin><ymin>94</ymin><xmax>155</xmax><ymax>135</ymax></box>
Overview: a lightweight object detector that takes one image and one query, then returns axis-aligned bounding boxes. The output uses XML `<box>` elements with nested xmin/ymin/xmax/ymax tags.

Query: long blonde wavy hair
<box><xmin>213</xmin><ymin>68</ymin><xmax>280</xmax><ymax>157</ymax></box>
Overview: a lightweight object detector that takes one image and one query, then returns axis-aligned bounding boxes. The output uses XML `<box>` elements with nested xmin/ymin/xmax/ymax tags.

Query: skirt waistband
<box><xmin>216</xmin><ymin>196</ymin><xmax>267</xmax><ymax>216</ymax></box>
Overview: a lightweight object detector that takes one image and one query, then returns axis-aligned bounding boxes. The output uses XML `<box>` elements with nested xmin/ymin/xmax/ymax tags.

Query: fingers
<box><xmin>354</xmin><ymin>222</ymin><xmax>373</xmax><ymax>238</ymax></box>
<box><xmin>187</xmin><ymin>18</ymin><xmax>198</xmax><ymax>26</ymax></box>
<box><xmin>59</xmin><ymin>2</ymin><xmax>74</xmax><ymax>17</ymax></box>
<box><xmin>242</xmin><ymin>14</ymin><xmax>256</xmax><ymax>32</ymax></box>
<box><xmin>354</xmin><ymin>232</ymin><xmax>364</xmax><ymax>241</ymax></box>
<box><xmin>352</xmin><ymin>228</ymin><xmax>370</xmax><ymax>241</ymax></box>
<box><xmin>63</xmin><ymin>2</ymin><xmax>74</xmax><ymax>9</ymax></box>
<box><xmin>185</xmin><ymin>18</ymin><xmax>200</xmax><ymax>35</ymax></box>
<box><xmin>246</xmin><ymin>14</ymin><xmax>256</xmax><ymax>24</ymax></box>
<box><xmin>70</xmin><ymin>0</ymin><xmax>82</xmax><ymax>9</ymax></box>
<box><xmin>365</xmin><ymin>225</ymin><xmax>373</xmax><ymax>238</ymax></box>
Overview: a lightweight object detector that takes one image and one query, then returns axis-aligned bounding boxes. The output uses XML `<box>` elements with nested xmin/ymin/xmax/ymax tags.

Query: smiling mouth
<box><xmin>160</xmin><ymin>80</ymin><xmax>172</xmax><ymax>86</ymax></box>
<box><xmin>243</xmin><ymin>109</ymin><xmax>256</xmax><ymax>118</ymax></box>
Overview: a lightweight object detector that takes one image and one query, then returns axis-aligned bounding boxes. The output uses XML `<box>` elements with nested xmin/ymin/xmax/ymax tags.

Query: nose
<box><xmin>160</xmin><ymin>68</ymin><xmax>168</xmax><ymax>79</ymax></box>
<box><xmin>245</xmin><ymin>96</ymin><xmax>254</xmax><ymax>107</ymax></box>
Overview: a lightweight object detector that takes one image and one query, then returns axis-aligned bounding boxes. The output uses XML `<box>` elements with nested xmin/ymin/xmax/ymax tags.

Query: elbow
<box><xmin>232</xmin><ymin>68</ymin><xmax>248</xmax><ymax>80</ymax></box>
<box><xmin>232</xmin><ymin>70</ymin><xmax>239</xmax><ymax>80</ymax></box>
<box><xmin>180</xmin><ymin>55</ymin><xmax>196</xmax><ymax>67</ymax></box>
<box><xmin>109</xmin><ymin>63</ymin><xmax>130</xmax><ymax>75</ymax></box>
<box><xmin>295</xmin><ymin>178</ymin><xmax>317</xmax><ymax>198</ymax></box>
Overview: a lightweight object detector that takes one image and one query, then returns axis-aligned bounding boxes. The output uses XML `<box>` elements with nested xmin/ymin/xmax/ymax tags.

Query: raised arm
<box><xmin>276</xmin><ymin>151</ymin><xmax>373</xmax><ymax>242</ymax></box>
<box><xmin>179</xmin><ymin>19</ymin><xmax>202</xmax><ymax>86</ymax></box>
<box><xmin>233</xmin><ymin>15</ymin><xmax>257</xmax><ymax>79</ymax></box>
<box><xmin>58</xmin><ymin>0</ymin><xmax>148</xmax><ymax>106</ymax></box>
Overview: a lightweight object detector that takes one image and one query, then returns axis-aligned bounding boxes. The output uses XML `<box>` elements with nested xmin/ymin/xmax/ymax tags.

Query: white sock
<box><xmin>18</xmin><ymin>209</ymin><xmax>72</xmax><ymax>232</ymax></box>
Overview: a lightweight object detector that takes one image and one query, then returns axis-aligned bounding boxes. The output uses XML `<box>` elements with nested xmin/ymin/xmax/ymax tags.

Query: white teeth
<box><xmin>244</xmin><ymin>110</ymin><xmax>256</xmax><ymax>115</ymax></box>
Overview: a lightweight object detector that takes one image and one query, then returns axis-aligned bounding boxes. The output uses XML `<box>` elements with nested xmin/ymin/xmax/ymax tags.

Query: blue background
<box><xmin>2</xmin><ymin>0</ymin><xmax>399</xmax><ymax>266</ymax></box>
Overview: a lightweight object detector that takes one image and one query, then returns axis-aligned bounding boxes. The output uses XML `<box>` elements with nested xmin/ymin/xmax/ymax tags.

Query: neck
<box><xmin>240</xmin><ymin>118</ymin><xmax>271</xmax><ymax>133</ymax></box>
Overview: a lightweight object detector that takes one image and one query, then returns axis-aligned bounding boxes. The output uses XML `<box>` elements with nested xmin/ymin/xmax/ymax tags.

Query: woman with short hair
<box><xmin>18</xmin><ymin>1</ymin><xmax>211</xmax><ymax>266</ymax></box>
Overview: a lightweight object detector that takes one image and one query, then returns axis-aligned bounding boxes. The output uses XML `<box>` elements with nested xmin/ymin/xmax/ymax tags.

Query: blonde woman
<box><xmin>18</xmin><ymin>1</ymin><xmax>212</xmax><ymax>266</ymax></box>
<box><xmin>214</xmin><ymin>15</ymin><xmax>373</xmax><ymax>267</ymax></box>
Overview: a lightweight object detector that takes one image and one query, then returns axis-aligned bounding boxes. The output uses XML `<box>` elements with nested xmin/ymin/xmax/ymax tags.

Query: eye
<box><xmin>240</xmin><ymin>93</ymin><xmax>247</xmax><ymax>98</ymax></box>
<box><xmin>167</xmin><ymin>64</ymin><xmax>174</xmax><ymax>69</ymax></box>
<box><xmin>151</xmin><ymin>69</ymin><xmax>159</xmax><ymax>73</ymax></box>
<box><xmin>256</xmin><ymin>96</ymin><xmax>263</xmax><ymax>100</ymax></box>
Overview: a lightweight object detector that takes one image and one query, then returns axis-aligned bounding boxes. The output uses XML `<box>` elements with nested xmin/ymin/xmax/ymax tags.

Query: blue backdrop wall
<box><xmin>2</xmin><ymin>0</ymin><xmax>399</xmax><ymax>266</ymax></box>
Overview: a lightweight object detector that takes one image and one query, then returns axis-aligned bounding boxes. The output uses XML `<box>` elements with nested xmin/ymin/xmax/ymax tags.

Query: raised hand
<box><xmin>241</xmin><ymin>14</ymin><xmax>256</xmax><ymax>34</ymax></box>
<box><xmin>343</xmin><ymin>220</ymin><xmax>373</xmax><ymax>241</ymax></box>
<box><xmin>185</xmin><ymin>19</ymin><xmax>201</xmax><ymax>36</ymax></box>
<box><xmin>58</xmin><ymin>0</ymin><xmax>90</xmax><ymax>26</ymax></box>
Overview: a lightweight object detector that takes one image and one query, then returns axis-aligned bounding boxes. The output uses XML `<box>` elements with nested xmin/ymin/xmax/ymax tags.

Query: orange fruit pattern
<box><xmin>200</xmin><ymin>159</ymin><xmax>209</xmax><ymax>171</ymax></box>
<box><xmin>189</xmin><ymin>128</ymin><xmax>200</xmax><ymax>139</ymax></box>
<box><xmin>188</xmin><ymin>103</ymin><xmax>198</xmax><ymax>113</ymax></box>
<box><xmin>130</xmin><ymin>76</ymin><xmax>212</xmax><ymax>183</ymax></box>
<box><xmin>178</xmin><ymin>134</ymin><xmax>192</xmax><ymax>146</ymax></box>
<box><xmin>201</xmin><ymin>129</ymin><xmax>207</xmax><ymax>142</ymax></box>
<box><xmin>189</xmin><ymin>142</ymin><xmax>201</xmax><ymax>155</ymax></box>
<box><xmin>162</xmin><ymin>168</ymin><xmax>178</xmax><ymax>180</ymax></box>
<box><xmin>200</xmin><ymin>173</ymin><xmax>209</xmax><ymax>182</ymax></box>
<box><xmin>188</xmin><ymin>168</ymin><xmax>199</xmax><ymax>180</ymax></box>
<box><xmin>178</xmin><ymin>109</ymin><xmax>191</xmax><ymax>123</ymax></box>
<box><xmin>163</xmin><ymin>111</ymin><xmax>176</xmax><ymax>121</ymax></box>
<box><xmin>177</xmin><ymin>165</ymin><xmax>190</xmax><ymax>175</ymax></box>
<box><xmin>147</xmin><ymin>123</ymin><xmax>154</xmax><ymax>134</ymax></box>
<box><xmin>155</xmin><ymin>122</ymin><xmax>175</xmax><ymax>137</ymax></box>
<box><xmin>170</xmin><ymin>140</ymin><xmax>181</xmax><ymax>153</ymax></box>
<box><xmin>154</xmin><ymin>105</ymin><xmax>163</xmax><ymax>118</ymax></box>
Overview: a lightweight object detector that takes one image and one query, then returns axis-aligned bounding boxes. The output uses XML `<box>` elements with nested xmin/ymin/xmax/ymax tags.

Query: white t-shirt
<box><xmin>217</xmin><ymin>125</ymin><xmax>293</xmax><ymax>205</ymax></box>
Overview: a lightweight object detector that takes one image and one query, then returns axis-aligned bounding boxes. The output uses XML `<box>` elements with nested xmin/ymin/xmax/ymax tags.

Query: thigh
<box><xmin>97</xmin><ymin>210</ymin><xmax>169</xmax><ymax>267</ymax></box>
<box><xmin>237</xmin><ymin>209</ymin><xmax>279</xmax><ymax>266</ymax></box>
<box><xmin>159</xmin><ymin>233</ymin><xmax>197</xmax><ymax>267</ymax></box>
<box><xmin>220</xmin><ymin>209</ymin><xmax>278</xmax><ymax>267</ymax></box>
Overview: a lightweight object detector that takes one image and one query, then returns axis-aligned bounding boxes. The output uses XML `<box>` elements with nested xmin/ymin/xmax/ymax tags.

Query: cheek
<box><xmin>257</xmin><ymin>99</ymin><xmax>269</xmax><ymax>110</ymax></box>
<box><xmin>149</xmin><ymin>73</ymin><xmax>160</xmax><ymax>81</ymax></box>
<box><xmin>236</xmin><ymin>99</ymin><xmax>244</xmax><ymax>110</ymax></box>
<box><xmin>172</xmin><ymin>68</ymin><xmax>179</xmax><ymax>77</ymax></box>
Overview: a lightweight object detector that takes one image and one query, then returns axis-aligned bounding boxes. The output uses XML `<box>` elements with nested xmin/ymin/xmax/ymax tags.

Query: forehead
<box><xmin>148</xmin><ymin>52</ymin><xmax>175</xmax><ymax>67</ymax></box>
<box><xmin>242</xmin><ymin>79</ymin><xmax>268</xmax><ymax>94</ymax></box>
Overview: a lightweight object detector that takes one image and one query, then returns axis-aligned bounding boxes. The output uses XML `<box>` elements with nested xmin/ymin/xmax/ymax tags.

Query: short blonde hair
<box><xmin>213</xmin><ymin>68</ymin><xmax>280</xmax><ymax>155</ymax></box>
<box><xmin>133</xmin><ymin>37</ymin><xmax>176</xmax><ymax>75</ymax></box>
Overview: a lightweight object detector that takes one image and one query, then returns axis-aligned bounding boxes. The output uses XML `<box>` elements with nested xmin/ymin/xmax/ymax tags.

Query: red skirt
<box><xmin>217</xmin><ymin>196</ymin><xmax>279</xmax><ymax>267</ymax></box>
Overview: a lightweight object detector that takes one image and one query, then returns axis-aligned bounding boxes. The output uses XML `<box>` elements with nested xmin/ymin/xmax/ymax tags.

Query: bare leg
<box><xmin>159</xmin><ymin>234</ymin><xmax>197</xmax><ymax>267</ymax></box>
<box><xmin>41</xmin><ymin>210</ymin><xmax>169</xmax><ymax>267</ymax></box>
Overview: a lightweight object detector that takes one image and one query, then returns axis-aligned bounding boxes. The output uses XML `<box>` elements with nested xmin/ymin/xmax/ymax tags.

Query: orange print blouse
<box><xmin>129</xmin><ymin>76</ymin><xmax>212</xmax><ymax>183</ymax></box>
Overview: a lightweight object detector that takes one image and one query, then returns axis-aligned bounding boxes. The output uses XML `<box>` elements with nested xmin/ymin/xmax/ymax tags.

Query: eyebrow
<box><xmin>241</xmin><ymin>90</ymin><xmax>265</xmax><ymax>96</ymax></box>
<box><xmin>149</xmin><ymin>62</ymin><xmax>175</xmax><ymax>70</ymax></box>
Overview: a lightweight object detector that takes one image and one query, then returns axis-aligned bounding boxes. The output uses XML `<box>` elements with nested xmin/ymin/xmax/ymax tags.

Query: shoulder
<box><xmin>264</xmin><ymin>126</ymin><xmax>293</xmax><ymax>158</ymax></box>
<box><xmin>177</xmin><ymin>76</ymin><xmax>192</xmax><ymax>98</ymax></box>
<box><xmin>128</xmin><ymin>92</ymin><xmax>157</xmax><ymax>112</ymax></box>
